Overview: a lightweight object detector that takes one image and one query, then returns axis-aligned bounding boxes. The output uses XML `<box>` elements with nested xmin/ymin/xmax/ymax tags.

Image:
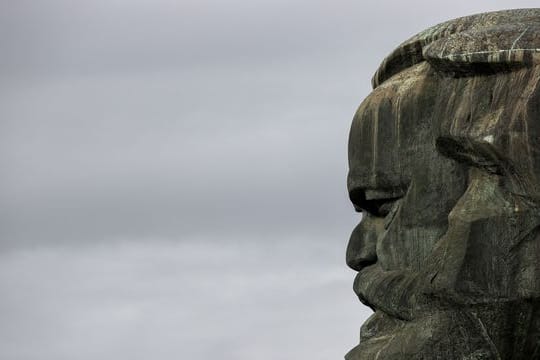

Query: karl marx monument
<box><xmin>346</xmin><ymin>9</ymin><xmax>540</xmax><ymax>359</ymax></box>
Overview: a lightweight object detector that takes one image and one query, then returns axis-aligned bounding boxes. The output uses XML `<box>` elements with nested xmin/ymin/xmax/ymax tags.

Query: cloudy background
<box><xmin>0</xmin><ymin>1</ymin><xmax>537</xmax><ymax>359</ymax></box>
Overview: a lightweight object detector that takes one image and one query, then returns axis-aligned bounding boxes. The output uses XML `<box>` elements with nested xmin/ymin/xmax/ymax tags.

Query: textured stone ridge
<box><xmin>372</xmin><ymin>8</ymin><xmax>540</xmax><ymax>87</ymax></box>
<box><xmin>346</xmin><ymin>9</ymin><xmax>540</xmax><ymax>360</ymax></box>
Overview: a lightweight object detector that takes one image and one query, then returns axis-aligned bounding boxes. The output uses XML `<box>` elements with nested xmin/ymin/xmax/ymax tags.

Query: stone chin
<box><xmin>346</xmin><ymin>9</ymin><xmax>540</xmax><ymax>359</ymax></box>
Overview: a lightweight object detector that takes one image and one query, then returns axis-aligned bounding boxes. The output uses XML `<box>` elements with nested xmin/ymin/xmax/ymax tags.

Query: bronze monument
<box><xmin>346</xmin><ymin>9</ymin><xmax>540</xmax><ymax>359</ymax></box>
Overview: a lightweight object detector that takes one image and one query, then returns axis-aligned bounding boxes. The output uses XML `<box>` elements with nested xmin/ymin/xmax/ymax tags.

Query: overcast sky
<box><xmin>1</xmin><ymin>1</ymin><xmax>538</xmax><ymax>359</ymax></box>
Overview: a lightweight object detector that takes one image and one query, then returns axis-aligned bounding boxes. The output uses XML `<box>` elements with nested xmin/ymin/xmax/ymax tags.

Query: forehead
<box><xmin>348</xmin><ymin>62</ymin><xmax>440</xmax><ymax>192</ymax></box>
<box><xmin>353</xmin><ymin>59</ymin><xmax>540</xmax><ymax>201</ymax></box>
<box><xmin>368</xmin><ymin>62</ymin><xmax>433</xmax><ymax>99</ymax></box>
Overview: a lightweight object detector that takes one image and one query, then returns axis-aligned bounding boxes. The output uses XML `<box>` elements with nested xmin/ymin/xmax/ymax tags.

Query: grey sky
<box><xmin>1</xmin><ymin>1</ymin><xmax>538</xmax><ymax>359</ymax></box>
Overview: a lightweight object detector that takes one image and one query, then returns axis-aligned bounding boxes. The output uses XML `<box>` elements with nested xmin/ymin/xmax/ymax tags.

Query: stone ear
<box><xmin>435</xmin><ymin>136</ymin><xmax>506</xmax><ymax>175</ymax></box>
<box><xmin>424</xmin><ymin>24</ymin><xmax>540</xmax><ymax>76</ymax></box>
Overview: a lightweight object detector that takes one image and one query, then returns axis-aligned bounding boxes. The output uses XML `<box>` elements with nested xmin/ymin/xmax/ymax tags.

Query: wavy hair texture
<box><xmin>372</xmin><ymin>8</ymin><xmax>540</xmax><ymax>88</ymax></box>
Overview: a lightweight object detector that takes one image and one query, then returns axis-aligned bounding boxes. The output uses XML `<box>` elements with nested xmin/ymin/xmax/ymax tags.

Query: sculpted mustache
<box><xmin>353</xmin><ymin>264</ymin><xmax>422</xmax><ymax>321</ymax></box>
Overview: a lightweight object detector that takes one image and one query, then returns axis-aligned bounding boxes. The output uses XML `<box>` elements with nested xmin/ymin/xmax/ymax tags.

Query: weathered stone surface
<box><xmin>346</xmin><ymin>9</ymin><xmax>540</xmax><ymax>359</ymax></box>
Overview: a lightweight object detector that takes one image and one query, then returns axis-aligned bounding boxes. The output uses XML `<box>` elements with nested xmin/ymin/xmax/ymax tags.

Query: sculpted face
<box><xmin>346</xmin><ymin>9</ymin><xmax>540</xmax><ymax>359</ymax></box>
<box><xmin>347</xmin><ymin>62</ymin><xmax>467</xmax><ymax>318</ymax></box>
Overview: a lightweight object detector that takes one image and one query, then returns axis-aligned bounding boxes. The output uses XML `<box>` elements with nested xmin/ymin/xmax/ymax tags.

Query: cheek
<box><xmin>376</xmin><ymin>205</ymin><xmax>451</xmax><ymax>272</ymax></box>
<box><xmin>429</xmin><ymin>169</ymin><xmax>540</xmax><ymax>301</ymax></box>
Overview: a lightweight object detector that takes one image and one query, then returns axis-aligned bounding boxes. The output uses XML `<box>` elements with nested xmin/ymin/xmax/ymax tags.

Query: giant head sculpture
<box><xmin>346</xmin><ymin>9</ymin><xmax>540</xmax><ymax>359</ymax></box>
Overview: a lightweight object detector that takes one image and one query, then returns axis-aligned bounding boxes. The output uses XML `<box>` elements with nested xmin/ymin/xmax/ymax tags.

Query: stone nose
<box><xmin>346</xmin><ymin>213</ymin><xmax>383</xmax><ymax>271</ymax></box>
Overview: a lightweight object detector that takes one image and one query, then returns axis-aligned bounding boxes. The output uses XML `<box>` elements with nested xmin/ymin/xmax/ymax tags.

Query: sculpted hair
<box><xmin>372</xmin><ymin>8</ymin><xmax>540</xmax><ymax>88</ymax></box>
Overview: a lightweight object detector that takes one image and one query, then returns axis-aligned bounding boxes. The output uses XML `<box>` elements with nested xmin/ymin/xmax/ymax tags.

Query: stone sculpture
<box><xmin>346</xmin><ymin>9</ymin><xmax>540</xmax><ymax>359</ymax></box>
